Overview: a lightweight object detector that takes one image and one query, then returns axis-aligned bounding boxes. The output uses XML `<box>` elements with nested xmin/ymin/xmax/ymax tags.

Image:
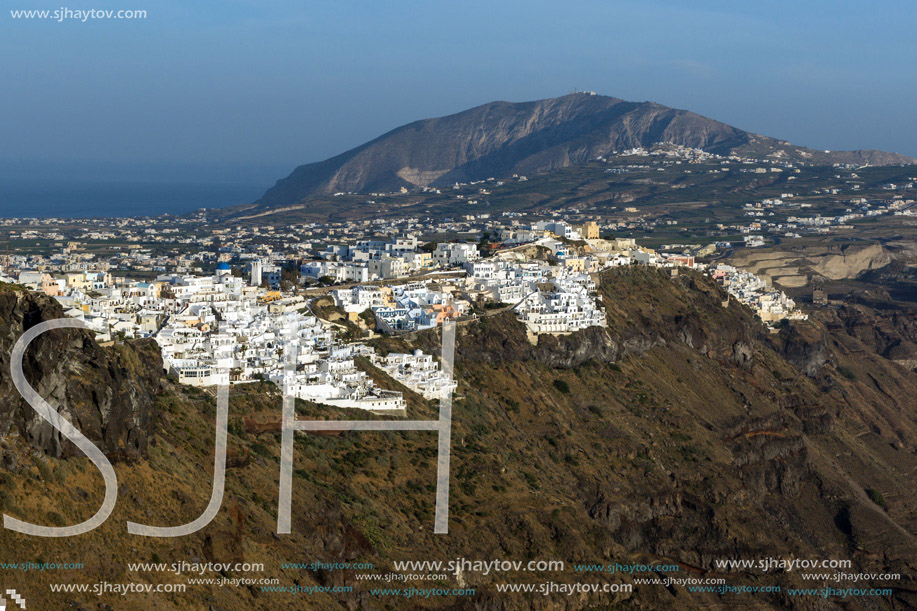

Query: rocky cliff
<box><xmin>2</xmin><ymin>270</ymin><xmax>917</xmax><ymax>609</ymax></box>
<box><xmin>0</xmin><ymin>284</ymin><xmax>160</xmax><ymax>461</ymax></box>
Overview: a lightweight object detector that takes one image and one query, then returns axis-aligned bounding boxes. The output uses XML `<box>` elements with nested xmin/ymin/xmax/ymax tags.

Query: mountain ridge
<box><xmin>256</xmin><ymin>93</ymin><xmax>916</xmax><ymax>207</ymax></box>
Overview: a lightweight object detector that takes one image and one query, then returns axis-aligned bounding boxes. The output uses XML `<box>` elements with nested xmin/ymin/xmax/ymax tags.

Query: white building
<box><xmin>434</xmin><ymin>243</ymin><xmax>480</xmax><ymax>266</ymax></box>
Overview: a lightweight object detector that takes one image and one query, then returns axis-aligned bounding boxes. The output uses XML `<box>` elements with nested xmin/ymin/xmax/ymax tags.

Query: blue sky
<box><xmin>2</xmin><ymin>0</ymin><xmax>915</xmax><ymax>186</ymax></box>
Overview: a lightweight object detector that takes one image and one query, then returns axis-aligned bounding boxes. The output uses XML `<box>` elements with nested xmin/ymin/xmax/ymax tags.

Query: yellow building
<box><xmin>66</xmin><ymin>272</ymin><xmax>88</xmax><ymax>290</ymax></box>
<box><xmin>580</xmin><ymin>221</ymin><xmax>599</xmax><ymax>239</ymax></box>
<box><xmin>563</xmin><ymin>257</ymin><xmax>587</xmax><ymax>272</ymax></box>
<box><xmin>413</xmin><ymin>252</ymin><xmax>433</xmax><ymax>269</ymax></box>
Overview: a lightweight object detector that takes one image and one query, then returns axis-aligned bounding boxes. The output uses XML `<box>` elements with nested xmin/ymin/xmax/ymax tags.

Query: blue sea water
<box><xmin>0</xmin><ymin>179</ymin><xmax>265</xmax><ymax>218</ymax></box>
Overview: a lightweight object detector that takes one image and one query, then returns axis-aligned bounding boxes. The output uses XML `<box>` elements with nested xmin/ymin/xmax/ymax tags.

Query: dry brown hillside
<box><xmin>1</xmin><ymin>268</ymin><xmax>916</xmax><ymax>609</ymax></box>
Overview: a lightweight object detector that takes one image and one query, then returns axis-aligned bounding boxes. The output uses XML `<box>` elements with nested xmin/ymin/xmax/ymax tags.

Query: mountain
<box><xmin>256</xmin><ymin>93</ymin><xmax>916</xmax><ymax>206</ymax></box>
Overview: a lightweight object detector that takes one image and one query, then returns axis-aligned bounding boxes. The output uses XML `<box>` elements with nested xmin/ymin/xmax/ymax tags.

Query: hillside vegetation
<box><xmin>1</xmin><ymin>268</ymin><xmax>916</xmax><ymax>609</ymax></box>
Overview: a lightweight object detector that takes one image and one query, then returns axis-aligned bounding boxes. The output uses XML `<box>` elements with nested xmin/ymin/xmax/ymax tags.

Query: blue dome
<box><xmin>216</xmin><ymin>262</ymin><xmax>231</xmax><ymax>270</ymax></box>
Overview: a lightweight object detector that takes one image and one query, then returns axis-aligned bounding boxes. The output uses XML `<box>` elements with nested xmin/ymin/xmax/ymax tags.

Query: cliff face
<box><xmin>728</xmin><ymin>243</ymin><xmax>898</xmax><ymax>292</ymax></box>
<box><xmin>2</xmin><ymin>271</ymin><xmax>917</xmax><ymax>609</ymax></box>
<box><xmin>402</xmin><ymin>267</ymin><xmax>917</xmax><ymax>608</ymax></box>
<box><xmin>255</xmin><ymin>93</ymin><xmax>916</xmax><ymax>206</ymax></box>
<box><xmin>443</xmin><ymin>267</ymin><xmax>761</xmax><ymax>370</ymax></box>
<box><xmin>0</xmin><ymin>285</ymin><xmax>160</xmax><ymax>460</ymax></box>
<box><xmin>827</xmin><ymin>303</ymin><xmax>917</xmax><ymax>369</ymax></box>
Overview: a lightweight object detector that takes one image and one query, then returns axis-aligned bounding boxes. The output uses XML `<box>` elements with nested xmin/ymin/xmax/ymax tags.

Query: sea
<box><xmin>0</xmin><ymin>179</ymin><xmax>266</xmax><ymax>218</ymax></box>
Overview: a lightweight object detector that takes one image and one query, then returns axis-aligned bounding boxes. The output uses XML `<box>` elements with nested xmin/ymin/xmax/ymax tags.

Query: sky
<box><xmin>2</xmin><ymin>0</ymin><xmax>916</xmax><ymax>189</ymax></box>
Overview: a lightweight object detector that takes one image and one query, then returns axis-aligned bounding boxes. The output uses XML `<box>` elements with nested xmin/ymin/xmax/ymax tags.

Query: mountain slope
<box><xmin>256</xmin><ymin>93</ymin><xmax>916</xmax><ymax>206</ymax></box>
<box><xmin>2</xmin><ymin>273</ymin><xmax>917</xmax><ymax>609</ymax></box>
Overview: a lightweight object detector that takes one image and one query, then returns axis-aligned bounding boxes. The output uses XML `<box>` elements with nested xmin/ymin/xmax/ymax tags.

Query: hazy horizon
<box><xmin>3</xmin><ymin>0</ymin><xmax>916</xmax><ymax>189</ymax></box>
